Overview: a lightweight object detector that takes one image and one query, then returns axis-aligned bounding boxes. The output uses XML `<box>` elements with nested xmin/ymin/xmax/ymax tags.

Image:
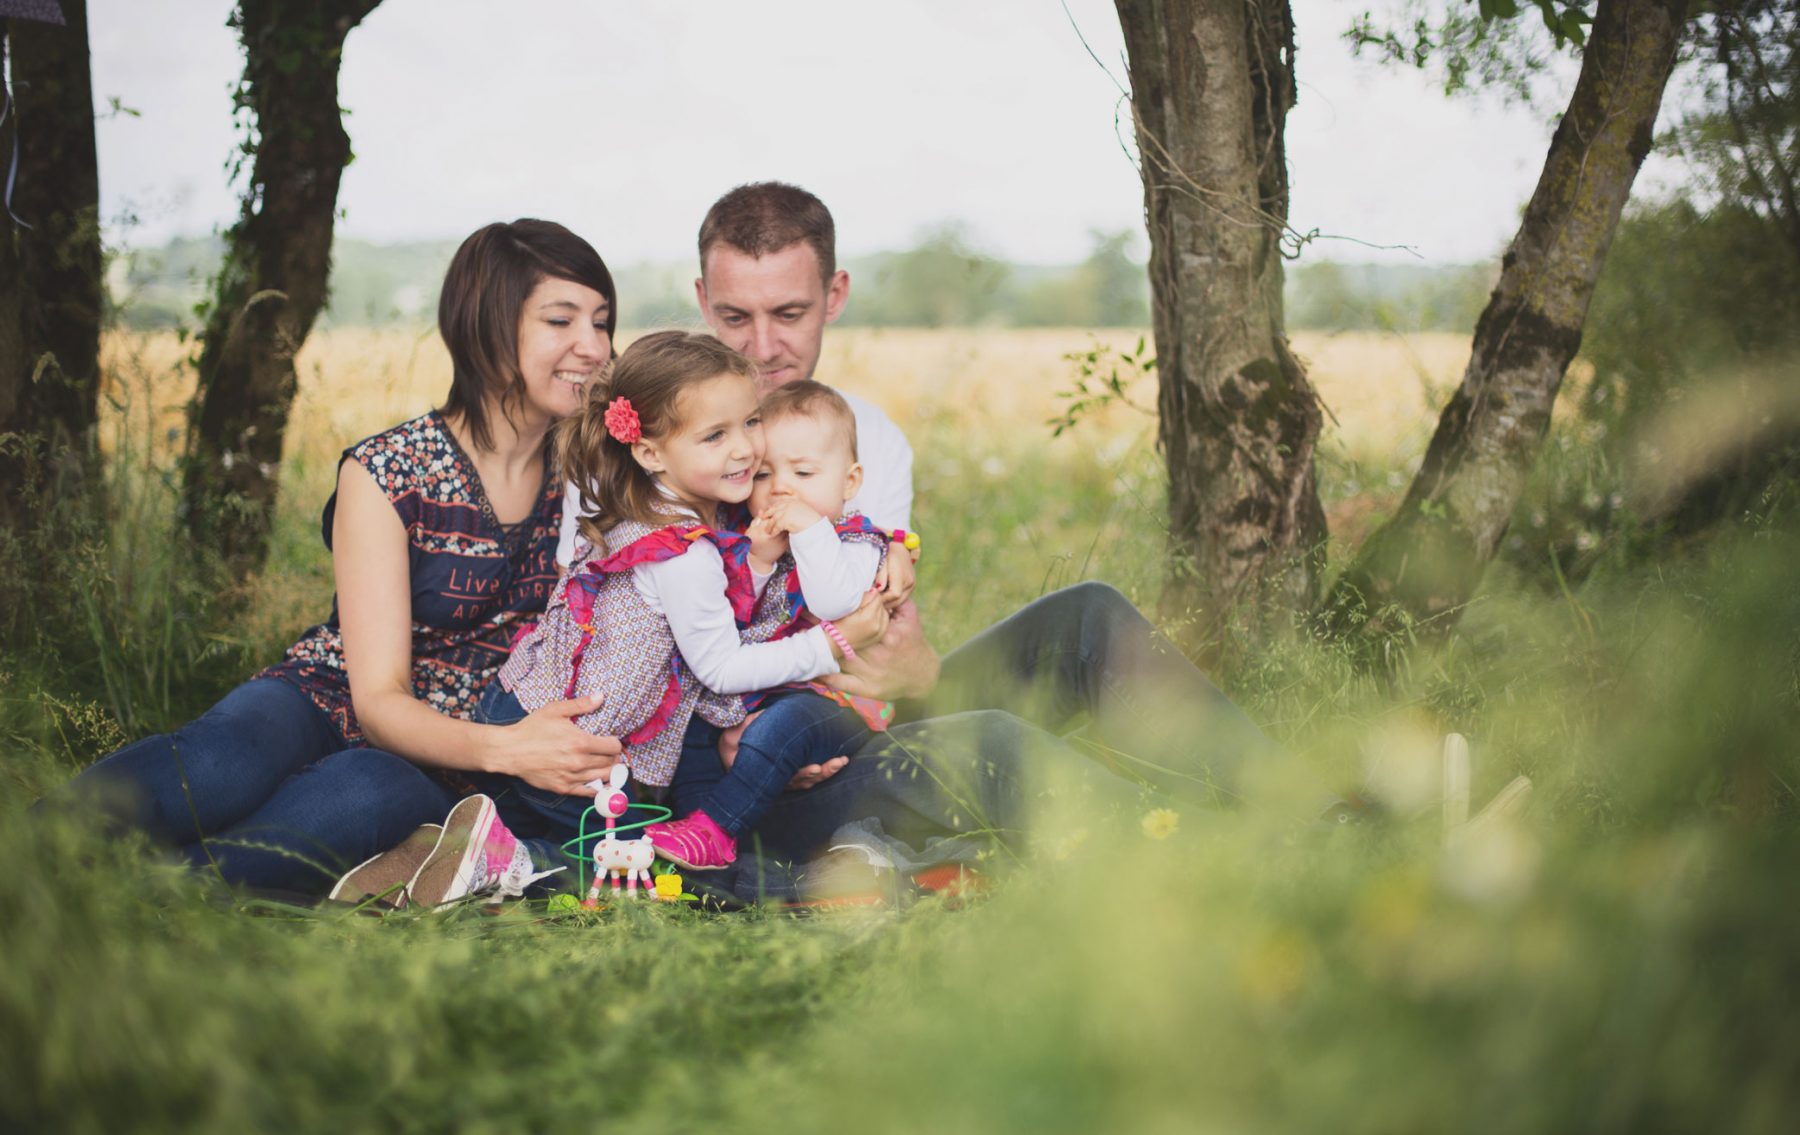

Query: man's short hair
<box><xmin>759</xmin><ymin>379</ymin><xmax>859</xmax><ymax>461</ymax></box>
<box><xmin>698</xmin><ymin>182</ymin><xmax>836</xmax><ymax>285</ymax></box>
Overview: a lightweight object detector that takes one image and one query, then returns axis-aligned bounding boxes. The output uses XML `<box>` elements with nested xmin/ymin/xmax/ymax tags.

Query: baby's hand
<box><xmin>746</xmin><ymin>514</ymin><xmax>788</xmax><ymax>572</ymax></box>
<box><xmin>762</xmin><ymin>498</ymin><xmax>825</xmax><ymax>536</ymax></box>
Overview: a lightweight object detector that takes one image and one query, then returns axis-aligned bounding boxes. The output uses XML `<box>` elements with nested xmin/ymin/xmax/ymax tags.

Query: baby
<box><xmin>646</xmin><ymin>380</ymin><xmax>907</xmax><ymax>870</ymax></box>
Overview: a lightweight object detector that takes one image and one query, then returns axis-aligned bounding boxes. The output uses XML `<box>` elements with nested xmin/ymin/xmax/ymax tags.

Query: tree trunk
<box><xmin>1114</xmin><ymin>0</ymin><xmax>1327</xmax><ymax>660</ymax></box>
<box><xmin>182</xmin><ymin>0</ymin><xmax>379</xmax><ymax>572</ymax></box>
<box><xmin>0</xmin><ymin>2</ymin><xmax>103</xmax><ymax>530</ymax></box>
<box><xmin>1324</xmin><ymin>0</ymin><xmax>1689</xmax><ymax>639</ymax></box>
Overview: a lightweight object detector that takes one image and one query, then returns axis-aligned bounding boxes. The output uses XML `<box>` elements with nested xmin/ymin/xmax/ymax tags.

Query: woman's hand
<box><xmin>832</xmin><ymin>589</ymin><xmax>890</xmax><ymax>653</ymax></box>
<box><xmin>496</xmin><ymin>694</ymin><xmax>624</xmax><ymax>796</ymax></box>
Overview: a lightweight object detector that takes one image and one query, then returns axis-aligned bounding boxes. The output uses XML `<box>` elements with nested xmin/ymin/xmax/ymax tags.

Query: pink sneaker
<box><xmin>407</xmin><ymin>795</ymin><xmax>560</xmax><ymax>908</ymax></box>
<box><xmin>646</xmin><ymin>811</ymin><xmax>737</xmax><ymax>871</ymax></box>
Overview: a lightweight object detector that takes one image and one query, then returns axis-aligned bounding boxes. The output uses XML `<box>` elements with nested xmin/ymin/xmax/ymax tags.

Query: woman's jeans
<box><xmin>464</xmin><ymin>683</ymin><xmax>616</xmax><ymax>885</ymax></box>
<box><xmin>45</xmin><ymin>677</ymin><xmax>458</xmax><ymax>895</ymax></box>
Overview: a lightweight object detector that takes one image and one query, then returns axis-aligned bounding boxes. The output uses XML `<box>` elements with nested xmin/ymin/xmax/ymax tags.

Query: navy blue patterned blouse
<box><xmin>261</xmin><ymin>411</ymin><xmax>561</xmax><ymax>746</ymax></box>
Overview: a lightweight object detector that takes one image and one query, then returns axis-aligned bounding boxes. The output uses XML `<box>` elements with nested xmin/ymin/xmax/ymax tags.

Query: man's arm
<box><xmin>817</xmin><ymin>597</ymin><xmax>939</xmax><ymax>702</ymax></box>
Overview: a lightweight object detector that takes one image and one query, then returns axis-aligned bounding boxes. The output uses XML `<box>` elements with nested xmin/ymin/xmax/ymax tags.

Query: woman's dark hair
<box><xmin>559</xmin><ymin>330</ymin><xmax>760</xmax><ymax>553</ymax></box>
<box><xmin>438</xmin><ymin>219</ymin><xmax>617</xmax><ymax>451</ymax></box>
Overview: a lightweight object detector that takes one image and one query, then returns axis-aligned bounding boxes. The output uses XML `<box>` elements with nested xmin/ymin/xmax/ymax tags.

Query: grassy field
<box><xmin>3</xmin><ymin>327</ymin><xmax>1796</xmax><ymax>1133</ymax></box>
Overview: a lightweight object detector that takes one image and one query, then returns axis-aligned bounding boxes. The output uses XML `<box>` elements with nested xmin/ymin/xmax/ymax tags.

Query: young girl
<box><xmin>649</xmin><ymin>380</ymin><xmax>903</xmax><ymax>871</ymax></box>
<box><xmin>392</xmin><ymin>331</ymin><xmax>889</xmax><ymax>906</ymax></box>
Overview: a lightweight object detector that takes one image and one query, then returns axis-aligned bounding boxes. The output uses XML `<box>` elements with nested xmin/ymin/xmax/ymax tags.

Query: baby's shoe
<box><xmin>408</xmin><ymin>795</ymin><xmax>559</xmax><ymax>907</ymax></box>
<box><xmin>645</xmin><ymin>811</ymin><xmax>737</xmax><ymax>871</ymax></box>
<box><xmin>329</xmin><ymin>823</ymin><xmax>443</xmax><ymax>909</ymax></box>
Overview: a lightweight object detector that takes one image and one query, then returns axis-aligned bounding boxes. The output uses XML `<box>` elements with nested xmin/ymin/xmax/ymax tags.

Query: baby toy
<box><xmin>581</xmin><ymin>764</ymin><xmax>659</xmax><ymax>905</ymax></box>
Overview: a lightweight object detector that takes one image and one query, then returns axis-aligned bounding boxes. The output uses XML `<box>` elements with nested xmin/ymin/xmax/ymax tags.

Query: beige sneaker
<box><xmin>328</xmin><ymin>824</ymin><xmax>443</xmax><ymax>910</ymax></box>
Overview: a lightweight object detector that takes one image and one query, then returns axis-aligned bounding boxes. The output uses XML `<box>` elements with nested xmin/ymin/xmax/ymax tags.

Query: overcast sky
<box><xmin>83</xmin><ymin>0</ymin><xmax>1680</xmax><ymax>267</ymax></box>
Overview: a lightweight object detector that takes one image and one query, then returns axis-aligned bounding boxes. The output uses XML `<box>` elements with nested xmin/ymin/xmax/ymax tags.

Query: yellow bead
<box><xmin>903</xmin><ymin>533</ymin><xmax>921</xmax><ymax>552</ymax></box>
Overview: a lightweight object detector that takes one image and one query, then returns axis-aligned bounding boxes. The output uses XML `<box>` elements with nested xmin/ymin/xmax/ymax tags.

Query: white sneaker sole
<box><xmin>407</xmin><ymin>796</ymin><xmax>498</xmax><ymax>908</ymax></box>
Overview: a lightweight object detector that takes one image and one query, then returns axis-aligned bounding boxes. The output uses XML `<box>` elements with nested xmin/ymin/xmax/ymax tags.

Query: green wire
<box><xmin>561</xmin><ymin>801</ymin><xmax>674</xmax><ymax>894</ymax></box>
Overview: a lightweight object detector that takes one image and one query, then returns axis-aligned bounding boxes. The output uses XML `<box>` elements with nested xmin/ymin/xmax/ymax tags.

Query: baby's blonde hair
<box><xmin>757</xmin><ymin>380</ymin><xmax>858</xmax><ymax>461</ymax></box>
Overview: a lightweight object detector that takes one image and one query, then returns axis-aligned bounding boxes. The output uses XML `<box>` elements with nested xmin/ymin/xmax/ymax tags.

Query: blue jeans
<box><xmin>466</xmin><ymin>683</ymin><xmax>632</xmax><ymax>885</ymax></box>
<box><xmin>672</xmin><ymin>693</ymin><xmax>870</xmax><ymax>837</ymax></box>
<box><xmin>46</xmin><ymin>677</ymin><xmax>458</xmax><ymax>895</ymax></box>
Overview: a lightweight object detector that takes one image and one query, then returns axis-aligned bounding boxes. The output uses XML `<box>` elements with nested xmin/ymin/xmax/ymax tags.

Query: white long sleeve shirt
<box><xmin>632</xmin><ymin>537</ymin><xmax>838</xmax><ymax>695</ymax></box>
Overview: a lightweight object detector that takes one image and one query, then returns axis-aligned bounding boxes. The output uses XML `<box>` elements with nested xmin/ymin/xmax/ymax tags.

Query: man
<box><xmin>694</xmin><ymin>182</ymin><xmax>913</xmax><ymax>532</ymax></box>
<box><xmin>645</xmin><ymin>185</ymin><xmax>1278</xmax><ymax>900</ymax></box>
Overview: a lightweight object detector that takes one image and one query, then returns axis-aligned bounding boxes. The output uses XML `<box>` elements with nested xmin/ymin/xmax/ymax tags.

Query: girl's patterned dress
<box><xmin>260</xmin><ymin>411</ymin><xmax>561</xmax><ymax>747</ymax></box>
<box><xmin>496</xmin><ymin>517</ymin><xmax>754</xmax><ymax>787</ymax></box>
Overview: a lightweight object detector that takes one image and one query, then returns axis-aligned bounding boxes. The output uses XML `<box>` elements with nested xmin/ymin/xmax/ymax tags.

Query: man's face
<box><xmin>696</xmin><ymin>242</ymin><xmax>849</xmax><ymax>391</ymax></box>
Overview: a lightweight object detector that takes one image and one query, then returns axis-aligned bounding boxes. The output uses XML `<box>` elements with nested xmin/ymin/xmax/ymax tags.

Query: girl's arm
<box><xmin>334</xmin><ymin>461</ymin><xmax>622</xmax><ymax>795</ymax></box>
<box><xmin>642</xmin><ymin>540</ymin><xmax>868</xmax><ymax>695</ymax></box>
<box><xmin>788</xmin><ymin>518</ymin><xmax>883</xmax><ymax>620</ymax></box>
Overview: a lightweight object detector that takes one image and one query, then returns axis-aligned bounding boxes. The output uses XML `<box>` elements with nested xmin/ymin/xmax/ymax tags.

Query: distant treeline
<box><xmin>107</xmin><ymin>227</ymin><xmax>1495</xmax><ymax>334</ymax></box>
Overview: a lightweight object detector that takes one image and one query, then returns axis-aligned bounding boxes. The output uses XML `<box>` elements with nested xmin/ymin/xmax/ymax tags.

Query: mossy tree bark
<box><xmin>1114</xmin><ymin>0</ymin><xmax>1327</xmax><ymax>660</ymax></box>
<box><xmin>0</xmin><ymin>3</ymin><xmax>103</xmax><ymax>532</ymax></box>
<box><xmin>1324</xmin><ymin>0</ymin><xmax>1689</xmax><ymax>639</ymax></box>
<box><xmin>182</xmin><ymin>0</ymin><xmax>380</xmax><ymax>573</ymax></box>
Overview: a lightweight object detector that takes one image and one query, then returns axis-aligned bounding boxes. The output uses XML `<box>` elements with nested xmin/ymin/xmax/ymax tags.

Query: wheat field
<box><xmin>102</xmin><ymin>324</ymin><xmax>1469</xmax><ymax>505</ymax></box>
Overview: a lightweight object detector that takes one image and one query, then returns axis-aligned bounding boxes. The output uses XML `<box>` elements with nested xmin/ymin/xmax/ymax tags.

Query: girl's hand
<box><xmin>763</xmin><ymin>498</ymin><xmax>825</xmax><ymax>535</ymax></box>
<box><xmin>832</xmin><ymin>589</ymin><xmax>890</xmax><ymax>654</ymax></box>
<box><xmin>746</xmin><ymin>515</ymin><xmax>788</xmax><ymax>573</ymax></box>
<box><xmin>498</xmin><ymin>694</ymin><xmax>624</xmax><ymax>796</ymax></box>
<box><xmin>874</xmin><ymin>539</ymin><xmax>916</xmax><ymax>611</ymax></box>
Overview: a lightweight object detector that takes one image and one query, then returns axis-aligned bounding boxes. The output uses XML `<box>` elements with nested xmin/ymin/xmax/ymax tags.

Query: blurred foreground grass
<box><xmin>2</xmin><ymin>329</ymin><xmax>1796</xmax><ymax>1133</ymax></box>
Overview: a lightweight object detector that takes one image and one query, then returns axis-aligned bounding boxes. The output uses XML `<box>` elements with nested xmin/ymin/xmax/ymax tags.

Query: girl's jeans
<box><xmin>45</xmin><ymin>677</ymin><xmax>457</xmax><ymax>895</ymax></box>
<box><xmin>672</xmin><ymin>692</ymin><xmax>870</xmax><ymax>838</ymax></box>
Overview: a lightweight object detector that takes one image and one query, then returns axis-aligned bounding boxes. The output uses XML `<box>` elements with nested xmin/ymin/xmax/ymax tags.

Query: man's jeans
<box><xmin>706</xmin><ymin>581</ymin><xmax>1282</xmax><ymax>875</ymax></box>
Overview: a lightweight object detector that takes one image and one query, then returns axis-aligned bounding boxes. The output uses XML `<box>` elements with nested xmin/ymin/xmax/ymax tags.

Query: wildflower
<box><xmin>1141</xmin><ymin>807</ymin><xmax>1180</xmax><ymax>840</ymax></box>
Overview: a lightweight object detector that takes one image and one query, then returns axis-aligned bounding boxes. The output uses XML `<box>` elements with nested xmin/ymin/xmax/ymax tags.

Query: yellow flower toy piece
<box><xmin>653</xmin><ymin>872</ymin><xmax>683</xmax><ymax>901</ymax></box>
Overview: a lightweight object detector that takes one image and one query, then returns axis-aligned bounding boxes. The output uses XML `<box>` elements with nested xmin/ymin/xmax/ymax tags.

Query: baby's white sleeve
<box><xmin>636</xmin><ymin>542</ymin><xmax>837</xmax><ymax>694</ymax></box>
<box><xmin>789</xmin><ymin>519</ymin><xmax>882</xmax><ymax>620</ymax></box>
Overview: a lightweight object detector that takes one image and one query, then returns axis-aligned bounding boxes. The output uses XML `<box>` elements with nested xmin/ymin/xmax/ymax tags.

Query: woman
<box><xmin>50</xmin><ymin>220</ymin><xmax>627</xmax><ymax>894</ymax></box>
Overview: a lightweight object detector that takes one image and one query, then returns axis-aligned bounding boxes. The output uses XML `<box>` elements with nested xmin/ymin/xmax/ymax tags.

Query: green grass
<box><xmin>3</xmin><ymin>387</ymin><xmax>1798</xmax><ymax>1133</ymax></box>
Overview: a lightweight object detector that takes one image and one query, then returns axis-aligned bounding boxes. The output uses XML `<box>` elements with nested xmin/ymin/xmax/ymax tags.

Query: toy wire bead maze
<box><xmin>560</xmin><ymin>764</ymin><xmax>687</xmax><ymax>905</ymax></box>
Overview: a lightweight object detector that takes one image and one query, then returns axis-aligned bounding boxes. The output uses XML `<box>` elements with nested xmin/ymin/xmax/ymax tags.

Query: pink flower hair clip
<box><xmin>604</xmin><ymin>397</ymin><xmax>642</xmax><ymax>444</ymax></box>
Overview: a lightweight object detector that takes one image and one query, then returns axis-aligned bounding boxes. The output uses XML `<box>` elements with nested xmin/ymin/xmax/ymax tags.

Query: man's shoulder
<box><xmin>829</xmin><ymin>386</ymin><xmax>911</xmax><ymax>453</ymax></box>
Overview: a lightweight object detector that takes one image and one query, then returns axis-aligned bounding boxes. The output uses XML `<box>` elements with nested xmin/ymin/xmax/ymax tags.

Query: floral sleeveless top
<box><xmin>260</xmin><ymin>411</ymin><xmax>561</xmax><ymax>746</ymax></box>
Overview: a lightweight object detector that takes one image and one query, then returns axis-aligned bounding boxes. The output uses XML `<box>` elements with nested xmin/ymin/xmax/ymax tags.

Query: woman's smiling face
<box><xmin>514</xmin><ymin>276</ymin><xmax>612</xmax><ymax>426</ymax></box>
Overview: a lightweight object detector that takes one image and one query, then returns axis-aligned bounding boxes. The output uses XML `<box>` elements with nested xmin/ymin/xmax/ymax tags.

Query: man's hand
<box><xmin>787</xmin><ymin>755</ymin><xmax>849</xmax><ymax>790</ymax></box>
<box><xmin>873</xmin><ymin>538</ymin><xmax>916</xmax><ymax>610</ymax></box>
<box><xmin>719</xmin><ymin>709</ymin><xmax>848</xmax><ymax>790</ymax></box>
<box><xmin>821</xmin><ymin>598</ymin><xmax>939</xmax><ymax>701</ymax></box>
<box><xmin>832</xmin><ymin>588</ymin><xmax>890</xmax><ymax>653</ymax></box>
